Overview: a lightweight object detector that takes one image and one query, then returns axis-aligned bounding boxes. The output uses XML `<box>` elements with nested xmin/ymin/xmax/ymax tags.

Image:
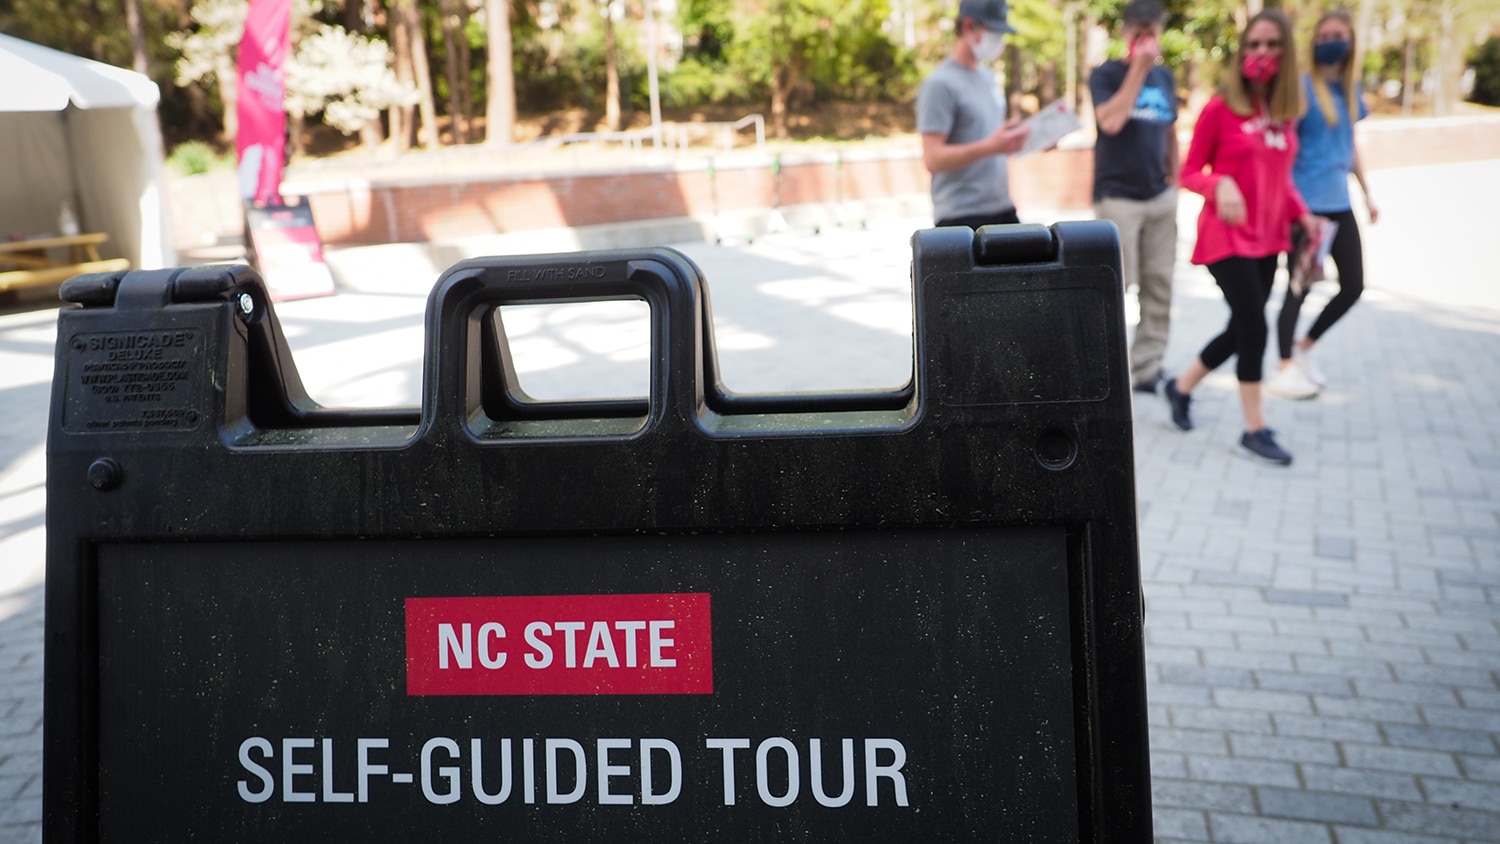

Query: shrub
<box><xmin>167</xmin><ymin>140</ymin><xmax>229</xmax><ymax>176</ymax></box>
<box><xmin>1467</xmin><ymin>36</ymin><xmax>1500</xmax><ymax>107</ymax></box>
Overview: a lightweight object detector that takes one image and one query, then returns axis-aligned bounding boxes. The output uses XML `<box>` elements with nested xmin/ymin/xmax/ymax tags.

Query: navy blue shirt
<box><xmin>1089</xmin><ymin>61</ymin><xmax>1177</xmax><ymax>202</ymax></box>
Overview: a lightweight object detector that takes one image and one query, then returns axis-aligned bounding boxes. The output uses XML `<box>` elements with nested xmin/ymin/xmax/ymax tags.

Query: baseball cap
<box><xmin>958</xmin><ymin>0</ymin><xmax>1017</xmax><ymax>34</ymax></box>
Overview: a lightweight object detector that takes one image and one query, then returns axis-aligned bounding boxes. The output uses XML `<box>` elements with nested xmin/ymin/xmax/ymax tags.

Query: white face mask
<box><xmin>973</xmin><ymin>29</ymin><xmax>1006</xmax><ymax>63</ymax></box>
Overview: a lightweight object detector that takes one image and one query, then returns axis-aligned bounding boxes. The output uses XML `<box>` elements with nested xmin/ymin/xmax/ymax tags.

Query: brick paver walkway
<box><xmin>2</xmin><ymin>159</ymin><xmax>1497</xmax><ymax>842</ymax></box>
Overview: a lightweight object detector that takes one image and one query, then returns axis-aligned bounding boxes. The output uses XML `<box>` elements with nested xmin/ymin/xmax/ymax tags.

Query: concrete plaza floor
<box><xmin>2</xmin><ymin>158</ymin><xmax>1498</xmax><ymax>841</ymax></box>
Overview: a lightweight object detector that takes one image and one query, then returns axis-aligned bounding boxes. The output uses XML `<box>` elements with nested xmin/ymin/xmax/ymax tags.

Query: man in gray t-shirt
<box><xmin>915</xmin><ymin>0</ymin><xmax>1030</xmax><ymax>228</ymax></box>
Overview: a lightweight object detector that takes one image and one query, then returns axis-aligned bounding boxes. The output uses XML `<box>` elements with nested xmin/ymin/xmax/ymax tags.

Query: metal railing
<box><xmin>525</xmin><ymin>114</ymin><xmax>767</xmax><ymax>155</ymax></box>
<box><xmin>664</xmin><ymin>114</ymin><xmax>767</xmax><ymax>153</ymax></box>
<box><xmin>529</xmin><ymin>127</ymin><xmax>659</xmax><ymax>152</ymax></box>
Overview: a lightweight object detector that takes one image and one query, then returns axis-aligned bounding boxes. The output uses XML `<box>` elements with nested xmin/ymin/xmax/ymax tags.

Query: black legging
<box><xmin>1200</xmin><ymin>254</ymin><xmax>1280</xmax><ymax>384</ymax></box>
<box><xmin>1277</xmin><ymin>208</ymin><xmax>1364</xmax><ymax>359</ymax></box>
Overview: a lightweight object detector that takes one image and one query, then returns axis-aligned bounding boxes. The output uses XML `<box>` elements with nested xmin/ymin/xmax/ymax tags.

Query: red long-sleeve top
<box><xmin>1180</xmin><ymin>96</ymin><xmax>1308</xmax><ymax>265</ymax></box>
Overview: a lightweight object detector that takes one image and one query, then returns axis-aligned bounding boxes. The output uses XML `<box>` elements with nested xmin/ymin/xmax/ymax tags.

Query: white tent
<box><xmin>0</xmin><ymin>33</ymin><xmax>174</xmax><ymax>271</ymax></box>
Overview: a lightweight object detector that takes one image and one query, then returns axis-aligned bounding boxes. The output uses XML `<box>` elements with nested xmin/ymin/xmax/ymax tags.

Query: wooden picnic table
<box><xmin>0</xmin><ymin>232</ymin><xmax>131</xmax><ymax>293</ymax></box>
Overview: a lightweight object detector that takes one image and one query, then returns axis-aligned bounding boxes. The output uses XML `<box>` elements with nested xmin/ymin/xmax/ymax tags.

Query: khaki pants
<box><xmin>1096</xmin><ymin>188</ymin><xmax>1179</xmax><ymax>385</ymax></box>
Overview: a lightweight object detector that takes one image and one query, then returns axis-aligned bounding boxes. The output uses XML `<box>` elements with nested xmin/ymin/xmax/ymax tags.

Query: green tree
<box><xmin>167</xmin><ymin>0</ymin><xmax>416</xmax><ymax>147</ymax></box>
<box><xmin>285</xmin><ymin>24</ymin><xmax>418</xmax><ymax>150</ymax></box>
<box><xmin>671</xmin><ymin>0</ymin><xmax>910</xmax><ymax>137</ymax></box>
<box><xmin>1006</xmin><ymin>0</ymin><xmax>1068</xmax><ymax>110</ymax></box>
<box><xmin>0</xmin><ymin>0</ymin><xmax>186</xmax><ymax>125</ymax></box>
<box><xmin>166</xmin><ymin>0</ymin><xmax>263</xmax><ymax>144</ymax></box>
<box><xmin>1416</xmin><ymin>0</ymin><xmax>1500</xmax><ymax>115</ymax></box>
<box><xmin>667</xmin><ymin>0</ymin><xmax>752</xmax><ymax>105</ymax></box>
<box><xmin>0</xmin><ymin>0</ymin><xmax>178</xmax><ymax>65</ymax></box>
<box><xmin>1468</xmin><ymin>35</ymin><xmax>1500</xmax><ymax>105</ymax></box>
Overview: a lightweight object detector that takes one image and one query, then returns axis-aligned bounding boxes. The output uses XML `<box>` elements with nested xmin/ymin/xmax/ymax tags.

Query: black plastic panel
<box><xmin>46</xmin><ymin>222</ymin><xmax>1151</xmax><ymax>842</ymax></box>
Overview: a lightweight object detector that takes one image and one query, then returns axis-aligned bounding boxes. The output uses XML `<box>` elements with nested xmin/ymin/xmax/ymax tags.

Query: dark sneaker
<box><xmin>1239</xmin><ymin>429</ymin><xmax>1293</xmax><ymax>466</ymax></box>
<box><xmin>1163</xmin><ymin>378</ymin><xmax>1192</xmax><ymax>431</ymax></box>
<box><xmin>1132</xmin><ymin>369</ymin><xmax>1164</xmax><ymax>395</ymax></box>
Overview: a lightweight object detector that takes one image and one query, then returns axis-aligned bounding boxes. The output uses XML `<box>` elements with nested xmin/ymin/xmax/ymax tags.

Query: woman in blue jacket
<box><xmin>1267</xmin><ymin>8</ymin><xmax>1378</xmax><ymax>400</ymax></box>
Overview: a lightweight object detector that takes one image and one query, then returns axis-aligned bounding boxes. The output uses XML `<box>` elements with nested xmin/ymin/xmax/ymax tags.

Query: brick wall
<box><xmin>294</xmin><ymin>147</ymin><xmax>1098</xmax><ymax>247</ymax></box>
<box><xmin>1353</xmin><ymin>115</ymin><xmax>1500</xmax><ymax>170</ymax></box>
<box><xmin>169</xmin><ymin>115</ymin><xmax>1500</xmax><ymax>253</ymax></box>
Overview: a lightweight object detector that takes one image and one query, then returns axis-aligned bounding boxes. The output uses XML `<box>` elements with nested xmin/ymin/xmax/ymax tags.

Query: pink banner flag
<box><xmin>236</xmin><ymin>0</ymin><xmax>291</xmax><ymax>203</ymax></box>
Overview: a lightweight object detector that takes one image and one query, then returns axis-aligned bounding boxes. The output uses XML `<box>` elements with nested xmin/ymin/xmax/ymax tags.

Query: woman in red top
<box><xmin>1163</xmin><ymin>8</ymin><xmax>1324</xmax><ymax>466</ymax></box>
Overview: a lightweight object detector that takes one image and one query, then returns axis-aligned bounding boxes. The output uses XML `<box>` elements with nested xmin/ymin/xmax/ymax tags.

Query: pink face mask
<box><xmin>1241</xmin><ymin>52</ymin><xmax>1281</xmax><ymax>84</ymax></box>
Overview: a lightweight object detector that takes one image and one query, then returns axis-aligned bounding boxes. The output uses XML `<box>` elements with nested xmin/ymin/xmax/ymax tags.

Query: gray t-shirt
<box><xmin>915</xmin><ymin>60</ymin><xmax>1012</xmax><ymax>222</ymax></box>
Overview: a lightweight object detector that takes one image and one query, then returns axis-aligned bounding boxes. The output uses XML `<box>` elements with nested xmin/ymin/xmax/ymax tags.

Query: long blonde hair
<box><xmin>1309</xmin><ymin>9</ymin><xmax>1360</xmax><ymax>127</ymax></box>
<box><xmin>1223</xmin><ymin>9</ymin><xmax>1306</xmax><ymax>122</ymax></box>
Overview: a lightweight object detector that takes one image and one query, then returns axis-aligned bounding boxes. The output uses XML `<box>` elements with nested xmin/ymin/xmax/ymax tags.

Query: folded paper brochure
<box><xmin>1290</xmin><ymin>217</ymin><xmax>1338</xmax><ymax>295</ymax></box>
<box><xmin>1017</xmin><ymin>99</ymin><xmax>1083</xmax><ymax>156</ymax></box>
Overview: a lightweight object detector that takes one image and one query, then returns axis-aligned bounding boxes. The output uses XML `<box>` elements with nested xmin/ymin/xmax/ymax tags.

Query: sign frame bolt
<box><xmin>87</xmin><ymin>458</ymin><xmax>123</xmax><ymax>492</ymax></box>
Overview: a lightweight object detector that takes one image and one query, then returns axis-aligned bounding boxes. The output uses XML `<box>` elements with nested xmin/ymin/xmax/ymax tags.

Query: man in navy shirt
<box><xmin>1089</xmin><ymin>0</ymin><xmax>1179</xmax><ymax>394</ymax></box>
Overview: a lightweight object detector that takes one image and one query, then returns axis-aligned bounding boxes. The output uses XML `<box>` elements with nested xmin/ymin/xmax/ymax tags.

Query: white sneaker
<box><xmin>1294</xmin><ymin>349</ymin><xmax>1327</xmax><ymax>387</ymax></box>
<box><xmin>1266</xmin><ymin>363</ymin><xmax>1320</xmax><ymax>400</ymax></box>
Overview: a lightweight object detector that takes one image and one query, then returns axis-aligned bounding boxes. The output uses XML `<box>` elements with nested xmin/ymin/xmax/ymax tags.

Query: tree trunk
<box><xmin>440</xmin><ymin>0</ymin><xmax>469</xmax><ymax>143</ymax></box>
<box><xmin>1436</xmin><ymin>0</ymin><xmax>1457</xmax><ymax>116</ymax></box>
<box><xmin>218</xmin><ymin>56</ymin><xmax>238</xmax><ymax>145</ymax></box>
<box><xmin>642</xmin><ymin>0</ymin><xmax>662</xmax><ymax>146</ymax></box>
<box><xmin>394</xmin><ymin>0</ymin><xmax>441</xmax><ymax>149</ymax></box>
<box><xmin>344</xmin><ymin>0</ymin><xmax>366</xmax><ymax>33</ymax></box>
<box><xmin>767</xmin><ymin>8</ymin><xmax>793</xmax><ymax>140</ymax></box>
<box><xmin>1064</xmin><ymin>3</ymin><xmax>1078</xmax><ymax>113</ymax></box>
<box><xmin>391</xmin><ymin>1</ymin><xmax>415</xmax><ymax>151</ymax></box>
<box><xmin>456</xmin><ymin>0</ymin><xmax>475</xmax><ymax>137</ymax></box>
<box><xmin>1355</xmin><ymin>0</ymin><xmax>1376</xmax><ymax>92</ymax></box>
<box><xmin>124</xmin><ymin>0</ymin><xmax>149</xmax><ymax>76</ymax></box>
<box><xmin>1240</xmin><ymin>0</ymin><xmax>1262</xmax><ymax>24</ymax></box>
<box><xmin>1040</xmin><ymin>62</ymin><xmax>1059</xmax><ymax>107</ymax></box>
<box><xmin>288</xmin><ymin>112</ymin><xmax>305</xmax><ymax>157</ymax></box>
<box><xmin>1005</xmin><ymin>45</ymin><xmax>1022</xmax><ymax>116</ymax></box>
<box><xmin>602</xmin><ymin>2</ymin><xmax>621</xmax><ymax>131</ymax></box>
<box><xmin>361</xmin><ymin>120</ymin><xmax>386</xmax><ymax>151</ymax></box>
<box><xmin>770</xmin><ymin>65</ymin><xmax>794</xmax><ymax>139</ymax></box>
<box><xmin>485</xmin><ymin>0</ymin><xmax>517</xmax><ymax>146</ymax></box>
<box><xmin>1401</xmin><ymin>37</ymin><xmax>1414</xmax><ymax>116</ymax></box>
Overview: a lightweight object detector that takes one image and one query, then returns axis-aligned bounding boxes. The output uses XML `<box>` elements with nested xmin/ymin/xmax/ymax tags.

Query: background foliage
<box><xmin>0</xmin><ymin>0</ymin><xmax>1494</xmax><ymax>153</ymax></box>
